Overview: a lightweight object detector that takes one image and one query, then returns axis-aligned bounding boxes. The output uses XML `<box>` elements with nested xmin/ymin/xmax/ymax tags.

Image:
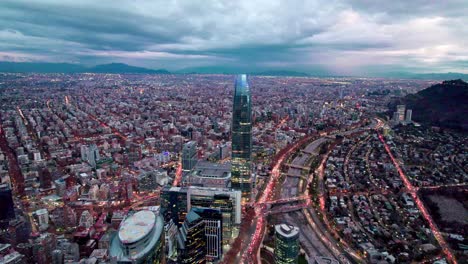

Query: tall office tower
<box><xmin>164</xmin><ymin>219</ymin><xmax>179</xmax><ymax>261</ymax></box>
<box><xmin>81</xmin><ymin>144</ymin><xmax>100</xmax><ymax>167</ymax></box>
<box><xmin>161</xmin><ymin>186</ymin><xmax>189</xmax><ymax>227</ymax></box>
<box><xmin>177</xmin><ymin>207</ymin><xmax>223</xmax><ymax>263</ymax></box>
<box><xmin>193</xmin><ymin>207</ymin><xmax>223</xmax><ymax>262</ymax></box>
<box><xmin>38</xmin><ymin>166</ymin><xmax>52</xmax><ymax>189</ymax></box>
<box><xmin>396</xmin><ymin>105</ymin><xmax>406</xmax><ymax>121</ymax></box>
<box><xmin>87</xmin><ymin>144</ymin><xmax>100</xmax><ymax>168</ymax></box>
<box><xmin>189</xmin><ymin>188</ymin><xmax>240</xmax><ymax>245</ymax></box>
<box><xmin>80</xmin><ymin>145</ymin><xmax>88</xmax><ymax>161</ymax></box>
<box><xmin>161</xmin><ymin>186</ymin><xmax>241</xmax><ymax>245</ymax></box>
<box><xmin>177</xmin><ymin>209</ymin><xmax>207</xmax><ymax>264</ymax></box>
<box><xmin>231</xmin><ymin>74</ymin><xmax>253</xmax><ymax>202</ymax></box>
<box><xmin>406</xmin><ymin>109</ymin><xmax>412</xmax><ymax>122</ymax></box>
<box><xmin>0</xmin><ymin>184</ymin><xmax>15</xmax><ymax>228</ymax></box>
<box><xmin>212</xmin><ymin>194</ymin><xmax>235</xmax><ymax>245</ymax></box>
<box><xmin>35</xmin><ymin>209</ymin><xmax>49</xmax><ymax>231</ymax></box>
<box><xmin>182</xmin><ymin>141</ymin><xmax>198</xmax><ymax>176</ymax></box>
<box><xmin>275</xmin><ymin>224</ymin><xmax>300</xmax><ymax>264</ymax></box>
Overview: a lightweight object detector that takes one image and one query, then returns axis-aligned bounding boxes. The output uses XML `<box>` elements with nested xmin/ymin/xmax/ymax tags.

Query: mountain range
<box><xmin>0</xmin><ymin>61</ymin><xmax>467</xmax><ymax>80</ymax></box>
<box><xmin>0</xmin><ymin>62</ymin><xmax>169</xmax><ymax>74</ymax></box>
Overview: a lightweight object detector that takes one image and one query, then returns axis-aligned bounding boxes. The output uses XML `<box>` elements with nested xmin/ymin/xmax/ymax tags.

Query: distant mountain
<box><xmin>176</xmin><ymin>66</ymin><xmax>249</xmax><ymax>74</ymax></box>
<box><xmin>177</xmin><ymin>66</ymin><xmax>313</xmax><ymax>77</ymax></box>
<box><xmin>397</xmin><ymin>79</ymin><xmax>468</xmax><ymax>130</ymax></box>
<box><xmin>0</xmin><ymin>62</ymin><xmax>86</xmax><ymax>73</ymax></box>
<box><xmin>252</xmin><ymin>70</ymin><xmax>310</xmax><ymax>77</ymax></box>
<box><xmin>0</xmin><ymin>62</ymin><xmax>170</xmax><ymax>74</ymax></box>
<box><xmin>87</xmin><ymin>63</ymin><xmax>170</xmax><ymax>74</ymax></box>
<box><xmin>377</xmin><ymin>71</ymin><xmax>468</xmax><ymax>80</ymax></box>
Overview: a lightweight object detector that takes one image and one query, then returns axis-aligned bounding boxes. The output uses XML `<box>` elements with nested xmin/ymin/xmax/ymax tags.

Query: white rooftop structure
<box><xmin>118</xmin><ymin>211</ymin><xmax>156</xmax><ymax>244</ymax></box>
<box><xmin>110</xmin><ymin>210</ymin><xmax>164</xmax><ymax>263</ymax></box>
<box><xmin>275</xmin><ymin>224</ymin><xmax>300</xmax><ymax>238</ymax></box>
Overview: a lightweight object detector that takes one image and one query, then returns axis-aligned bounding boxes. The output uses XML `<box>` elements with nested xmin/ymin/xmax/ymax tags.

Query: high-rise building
<box><xmin>177</xmin><ymin>207</ymin><xmax>223</xmax><ymax>263</ymax></box>
<box><xmin>405</xmin><ymin>109</ymin><xmax>412</xmax><ymax>123</ymax></box>
<box><xmin>194</xmin><ymin>207</ymin><xmax>223</xmax><ymax>262</ymax></box>
<box><xmin>275</xmin><ymin>224</ymin><xmax>300</xmax><ymax>264</ymax></box>
<box><xmin>87</xmin><ymin>144</ymin><xmax>100</xmax><ymax>168</ymax></box>
<box><xmin>212</xmin><ymin>194</ymin><xmax>234</xmax><ymax>245</ymax></box>
<box><xmin>161</xmin><ymin>186</ymin><xmax>189</xmax><ymax>227</ymax></box>
<box><xmin>161</xmin><ymin>186</ymin><xmax>241</xmax><ymax>244</ymax></box>
<box><xmin>35</xmin><ymin>209</ymin><xmax>49</xmax><ymax>232</ymax></box>
<box><xmin>177</xmin><ymin>209</ymin><xmax>206</xmax><ymax>264</ymax></box>
<box><xmin>164</xmin><ymin>219</ymin><xmax>178</xmax><ymax>261</ymax></box>
<box><xmin>182</xmin><ymin>141</ymin><xmax>198</xmax><ymax>176</ymax></box>
<box><xmin>231</xmin><ymin>74</ymin><xmax>253</xmax><ymax>202</ymax></box>
<box><xmin>81</xmin><ymin>144</ymin><xmax>100</xmax><ymax>168</ymax></box>
<box><xmin>396</xmin><ymin>105</ymin><xmax>406</xmax><ymax>121</ymax></box>
<box><xmin>0</xmin><ymin>184</ymin><xmax>15</xmax><ymax>229</ymax></box>
<box><xmin>38</xmin><ymin>167</ymin><xmax>52</xmax><ymax>190</ymax></box>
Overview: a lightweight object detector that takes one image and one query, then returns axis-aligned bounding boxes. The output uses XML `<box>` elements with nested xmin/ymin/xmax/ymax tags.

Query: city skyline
<box><xmin>0</xmin><ymin>1</ymin><xmax>466</xmax><ymax>264</ymax></box>
<box><xmin>0</xmin><ymin>0</ymin><xmax>467</xmax><ymax>75</ymax></box>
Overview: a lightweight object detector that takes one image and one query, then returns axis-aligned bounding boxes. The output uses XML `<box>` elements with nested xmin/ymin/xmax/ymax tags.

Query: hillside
<box><xmin>400</xmin><ymin>79</ymin><xmax>468</xmax><ymax>130</ymax></box>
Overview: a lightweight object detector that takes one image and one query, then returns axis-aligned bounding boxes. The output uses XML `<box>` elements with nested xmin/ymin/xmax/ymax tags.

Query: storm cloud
<box><xmin>0</xmin><ymin>0</ymin><xmax>467</xmax><ymax>74</ymax></box>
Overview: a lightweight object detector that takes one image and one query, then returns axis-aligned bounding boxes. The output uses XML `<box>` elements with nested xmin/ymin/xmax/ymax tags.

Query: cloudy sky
<box><xmin>1</xmin><ymin>0</ymin><xmax>467</xmax><ymax>74</ymax></box>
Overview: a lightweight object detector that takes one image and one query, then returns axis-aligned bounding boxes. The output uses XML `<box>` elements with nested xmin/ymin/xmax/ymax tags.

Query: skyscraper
<box><xmin>177</xmin><ymin>209</ymin><xmax>206</xmax><ymax>264</ymax></box>
<box><xmin>231</xmin><ymin>74</ymin><xmax>252</xmax><ymax>202</ymax></box>
<box><xmin>274</xmin><ymin>224</ymin><xmax>300</xmax><ymax>264</ymax></box>
<box><xmin>177</xmin><ymin>207</ymin><xmax>223</xmax><ymax>263</ymax></box>
<box><xmin>0</xmin><ymin>184</ymin><xmax>15</xmax><ymax>228</ymax></box>
<box><xmin>396</xmin><ymin>104</ymin><xmax>406</xmax><ymax>121</ymax></box>
<box><xmin>405</xmin><ymin>109</ymin><xmax>412</xmax><ymax>123</ymax></box>
<box><xmin>182</xmin><ymin>141</ymin><xmax>198</xmax><ymax>176</ymax></box>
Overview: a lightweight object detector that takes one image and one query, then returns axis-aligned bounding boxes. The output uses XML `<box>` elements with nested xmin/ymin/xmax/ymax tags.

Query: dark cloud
<box><xmin>0</xmin><ymin>0</ymin><xmax>466</xmax><ymax>74</ymax></box>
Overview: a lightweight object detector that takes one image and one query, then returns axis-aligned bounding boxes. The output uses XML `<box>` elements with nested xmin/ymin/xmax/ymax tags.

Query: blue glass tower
<box><xmin>231</xmin><ymin>74</ymin><xmax>252</xmax><ymax>202</ymax></box>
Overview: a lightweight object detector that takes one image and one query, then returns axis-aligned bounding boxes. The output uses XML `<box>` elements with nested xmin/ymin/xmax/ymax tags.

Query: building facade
<box><xmin>275</xmin><ymin>224</ymin><xmax>300</xmax><ymax>264</ymax></box>
<box><xmin>231</xmin><ymin>74</ymin><xmax>253</xmax><ymax>202</ymax></box>
<box><xmin>182</xmin><ymin>141</ymin><xmax>198</xmax><ymax>176</ymax></box>
<box><xmin>161</xmin><ymin>186</ymin><xmax>241</xmax><ymax>245</ymax></box>
<box><xmin>109</xmin><ymin>210</ymin><xmax>164</xmax><ymax>264</ymax></box>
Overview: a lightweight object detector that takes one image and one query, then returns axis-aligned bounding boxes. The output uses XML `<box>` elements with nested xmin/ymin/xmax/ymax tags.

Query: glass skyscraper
<box><xmin>275</xmin><ymin>224</ymin><xmax>300</xmax><ymax>264</ymax></box>
<box><xmin>231</xmin><ymin>74</ymin><xmax>252</xmax><ymax>202</ymax></box>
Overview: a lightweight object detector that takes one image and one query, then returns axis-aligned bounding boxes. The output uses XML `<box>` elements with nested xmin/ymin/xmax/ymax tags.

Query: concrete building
<box><xmin>81</xmin><ymin>144</ymin><xmax>100</xmax><ymax>168</ymax></box>
<box><xmin>35</xmin><ymin>209</ymin><xmax>49</xmax><ymax>232</ymax></box>
<box><xmin>396</xmin><ymin>105</ymin><xmax>406</xmax><ymax>121</ymax></box>
<box><xmin>187</xmin><ymin>161</ymin><xmax>231</xmax><ymax>188</ymax></box>
<box><xmin>405</xmin><ymin>109</ymin><xmax>412</xmax><ymax>123</ymax></box>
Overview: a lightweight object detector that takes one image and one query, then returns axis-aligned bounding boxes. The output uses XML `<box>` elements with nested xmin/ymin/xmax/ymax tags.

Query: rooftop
<box><xmin>275</xmin><ymin>224</ymin><xmax>300</xmax><ymax>238</ymax></box>
<box><xmin>118</xmin><ymin>211</ymin><xmax>156</xmax><ymax>244</ymax></box>
<box><xmin>190</xmin><ymin>161</ymin><xmax>231</xmax><ymax>179</ymax></box>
